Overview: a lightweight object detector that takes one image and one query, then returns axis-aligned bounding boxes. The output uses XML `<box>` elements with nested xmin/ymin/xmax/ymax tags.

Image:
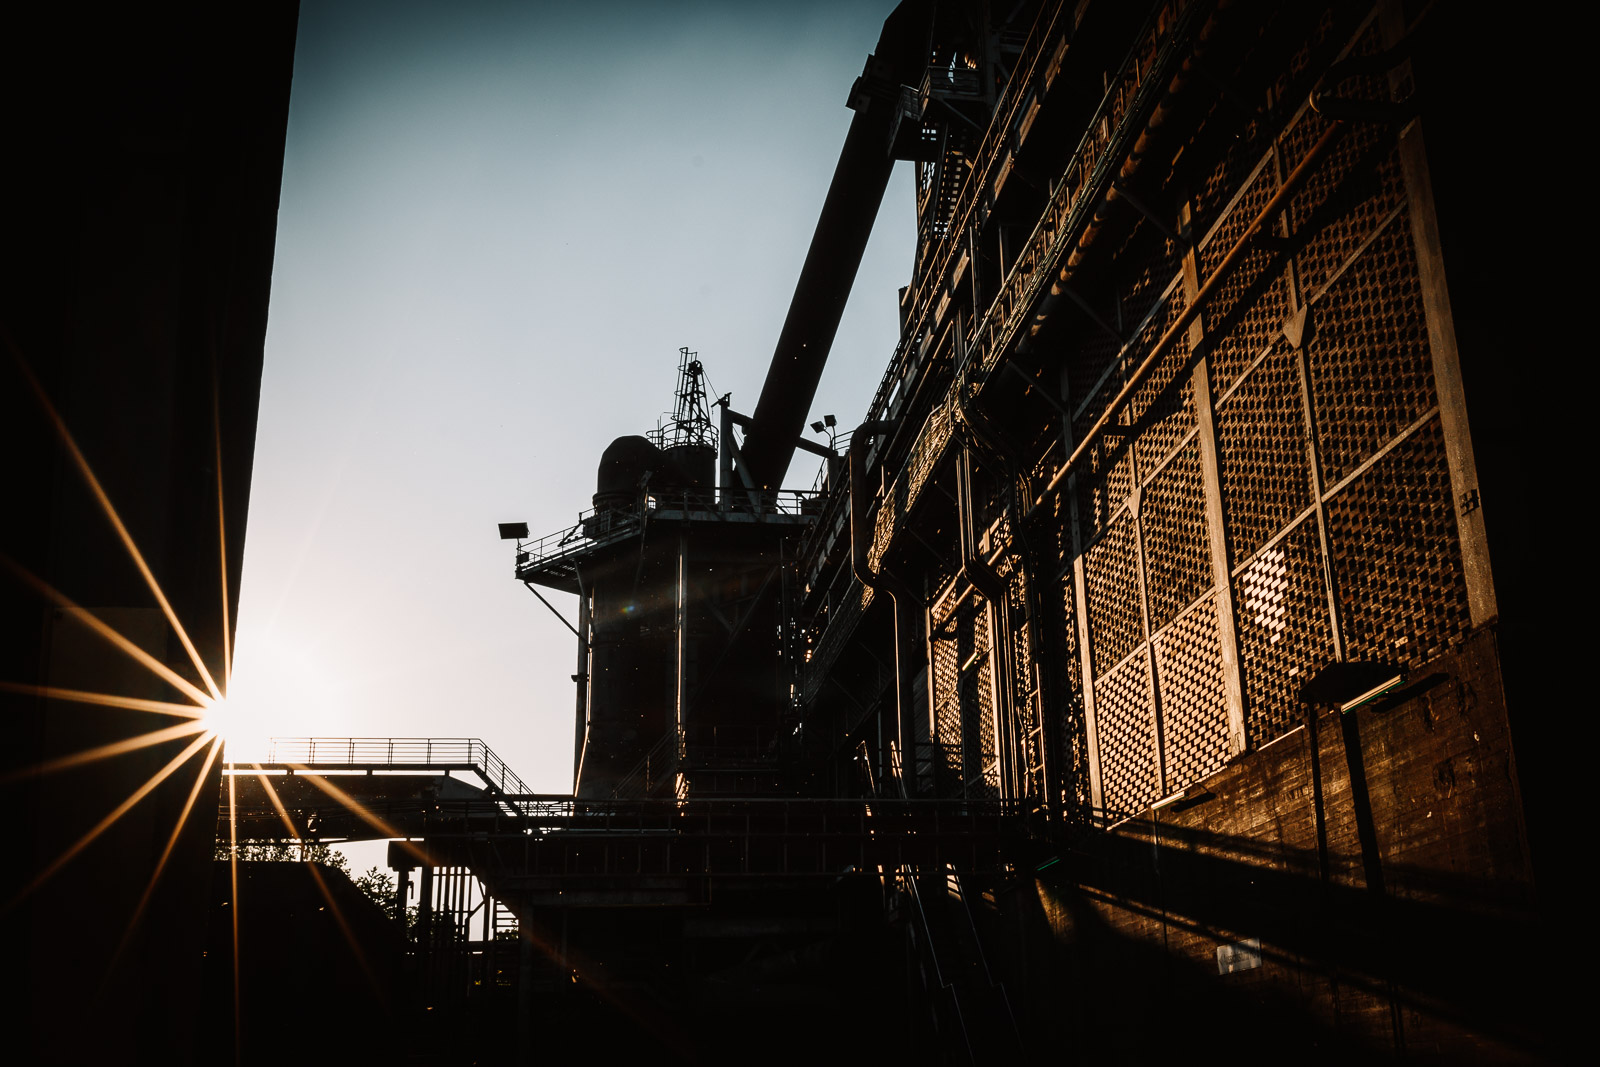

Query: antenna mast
<box><xmin>657</xmin><ymin>346</ymin><xmax>715</xmax><ymax>451</ymax></box>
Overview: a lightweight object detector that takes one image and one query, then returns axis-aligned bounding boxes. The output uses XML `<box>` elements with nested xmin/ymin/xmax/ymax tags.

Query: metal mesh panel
<box><xmin>1305</xmin><ymin>208</ymin><xmax>1434</xmax><ymax>486</ymax></box>
<box><xmin>869</xmin><ymin>477</ymin><xmax>899</xmax><ymax>571</ymax></box>
<box><xmin>1027</xmin><ymin>437</ymin><xmax>1062</xmax><ymax>510</ymax></box>
<box><xmin>1218</xmin><ymin>343</ymin><xmax>1313</xmax><ymax>562</ymax></box>
<box><xmin>1116</xmin><ymin>220</ymin><xmax>1182</xmax><ymax>339</ymax></box>
<box><xmin>1139</xmin><ymin>441</ymin><xmax>1211</xmax><ymax>631</ymax></box>
<box><xmin>1130</xmin><ymin>290</ymin><xmax>1195</xmax><ymax>470</ymax></box>
<box><xmin>1271</xmin><ymin>8</ymin><xmax>1340</xmax><ymax>111</ymax></box>
<box><xmin>907</xmin><ymin>398</ymin><xmax>953</xmax><ymax>513</ymax></box>
<box><xmin>931</xmin><ymin>606</ymin><xmax>962</xmax><ymax>796</ymax></box>
<box><xmin>1192</xmin><ymin>121</ymin><xmax>1268</xmax><ymax>246</ymax></box>
<box><xmin>1154</xmin><ymin>595</ymin><xmax>1230</xmax><ymax>792</ymax></box>
<box><xmin>1237</xmin><ymin>517</ymin><xmax>1334</xmax><ymax>747</ymax></box>
<box><xmin>1069</xmin><ymin>317</ymin><xmax>1123</xmax><ymax>416</ymax></box>
<box><xmin>1083</xmin><ymin>513</ymin><xmax>1143</xmax><ymax>673</ymax></box>
<box><xmin>998</xmin><ymin>553</ymin><xmax>1044</xmax><ymax>802</ymax></box>
<box><xmin>1094</xmin><ymin>652</ymin><xmax>1155</xmax><ymax>816</ymax></box>
<box><xmin>1283</xmin><ymin>24</ymin><xmax>1406</xmax><ymax>298</ymax></box>
<box><xmin>1054</xmin><ymin>506</ymin><xmax>1091</xmax><ymax>816</ymax></box>
<box><xmin>1069</xmin><ymin>278</ymin><xmax>1140</xmax><ymax>544</ymax></box>
<box><xmin>1199</xmin><ymin>157</ymin><xmax>1292</xmax><ymax>396</ymax></box>
<box><xmin>1073</xmin><ymin>436</ymin><xmax>1132</xmax><ymax>543</ymax></box>
<box><xmin>967</xmin><ymin>603</ymin><xmax>999</xmax><ymax>798</ymax></box>
<box><xmin>1293</xmin><ymin>125</ymin><xmax>1405</xmax><ymax>298</ymax></box>
<box><xmin>1325</xmin><ymin>418</ymin><xmax>1470</xmax><ymax>667</ymax></box>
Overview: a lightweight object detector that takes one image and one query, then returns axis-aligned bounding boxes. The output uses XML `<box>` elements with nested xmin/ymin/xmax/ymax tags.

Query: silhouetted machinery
<box><xmin>515</xmin><ymin>0</ymin><xmax>932</xmax><ymax>801</ymax></box>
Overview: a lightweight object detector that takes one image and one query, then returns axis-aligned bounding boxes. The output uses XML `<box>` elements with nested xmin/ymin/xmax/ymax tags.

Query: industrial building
<box><xmin>221</xmin><ymin>0</ymin><xmax>1554</xmax><ymax>1061</ymax></box>
<box><xmin>501</xmin><ymin>0</ymin><xmax>1550</xmax><ymax>1058</ymax></box>
<box><xmin>6</xmin><ymin>0</ymin><xmax>1555</xmax><ymax>1062</ymax></box>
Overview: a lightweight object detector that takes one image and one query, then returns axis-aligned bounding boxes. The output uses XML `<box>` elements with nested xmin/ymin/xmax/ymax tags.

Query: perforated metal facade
<box><xmin>808</xmin><ymin>0</ymin><xmax>1496</xmax><ymax>836</ymax></box>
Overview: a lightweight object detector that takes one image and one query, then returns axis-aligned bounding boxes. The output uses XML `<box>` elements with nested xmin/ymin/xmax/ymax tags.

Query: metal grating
<box><xmin>1218</xmin><ymin>342</ymin><xmax>1313</xmax><ymax>562</ymax></box>
<box><xmin>1304</xmin><ymin>208</ymin><xmax>1434</xmax><ymax>486</ymax></box>
<box><xmin>971</xmin><ymin>604</ymin><xmax>1000</xmax><ymax>797</ymax></box>
<box><xmin>1073</xmin><ymin>435</ymin><xmax>1132</xmax><ymax>544</ymax></box>
<box><xmin>1283</xmin><ymin>24</ymin><xmax>1406</xmax><ymax>298</ymax></box>
<box><xmin>1271</xmin><ymin>7</ymin><xmax>1340</xmax><ymax>117</ymax></box>
<box><xmin>1139</xmin><ymin>441</ymin><xmax>1212</xmax><ymax>631</ymax></box>
<box><xmin>1053</xmin><ymin>505</ymin><xmax>1091</xmax><ymax>816</ymax></box>
<box><xmin>906</xmin><ymin>397</ymin><xmax>954</xmax><ymax>514</ymax></box>
<box><xmin>1130</xmin><ymin>290</ymin><xmax>1196</xmax><ymax>471</ymax></box>
<box><xmin>1083</xmin><ymin>514</ymin><xmax>1143</xmax><ymax>673</ymax></box>
<box><xmin>997</xmin><ymin>552</ymin><xmax>1043</xmax><ymax>802</ymax></box>
<box><xmin>1191</xmin><ymin>100</ymin><xmax>1271</xmax><ymax>244</ymax></box>
<box><xmin>1325</xmin><ymin>418</ymin><xmax>1470</xmax><ymax>667</ymax></box>
<box><xmin>1118</xmin><ymin>230</ymin><xmax>1181</xmax><ymax>340</ymax></box>
<box><xmin>1069</xmin><ymin>311</ymin><xmax>1125</xmax><ymax>415</ymax></box>
<box><xmin>931</xmin><ymin>604</ymin><xmax>963</xmax><ymax>797</ymax></box>
<box><xmin>1154</xmin><ymin>595</ymin><xmax>1230</xmax><ymax>793</ymax></box>
<box><xmin>1199</xmin><ymin>157</ymin><xmax>1292</xmax><ymax>396</ymax></box>
<box><xmin>1236</xmin><ymin>517</ymin><xmax>1333</xmax><ymax>747</ymax></box>
<box><xmin>1094</xmin><ymin>651</ymin><xmax>1155</xmax><ymax>816</ymax></box>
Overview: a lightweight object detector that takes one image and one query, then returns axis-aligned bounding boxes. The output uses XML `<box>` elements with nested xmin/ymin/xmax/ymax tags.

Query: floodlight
<box><xmin>498</xmin><ymin>521</ymin><xmax>529</xmax><ymax>540</ymax></box>
<box><xmin>823</xmin><ymin>414</ymin><xmax>837</xmax><ymax>428</ymax></box>
<box><xmin>811</xmin><ymin>421</ymin><xmax>826</xmax><ymax>434</ymax></box>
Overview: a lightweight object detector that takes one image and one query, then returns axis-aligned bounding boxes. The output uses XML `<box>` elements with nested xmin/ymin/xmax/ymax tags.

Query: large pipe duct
<box><xmin>850</xmin><ymin>422</ymin><xmax>922</xmax><ymax>795</ymax></box>
<box><xmin>737</xmin><ymin>0</ymin><xmax>929</xmax><ymax>490</ymax></box>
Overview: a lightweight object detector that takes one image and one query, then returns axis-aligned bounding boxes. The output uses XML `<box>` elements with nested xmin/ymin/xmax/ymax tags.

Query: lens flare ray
<box><xmin>9</xmin><ymin>348</ymin><xmax>222</xmax><ymax>702</ymax></box>
<box><xmin>283</xmin><ymin>765</ymin><xmax>433</xmax><ymax>866</ymax></box>
<box><xmin>214</xmin><ymin>377</ymin><xmax>233</xmax><ymax>696</ymax></box>
<box><xmin>0</xmin><ymin>681</ymin><xmax>205</xmax><ymax>719</ymax></box>
<box><xmin>1</xmin><ymin>719</ymin><xmax>209</xmax><ymax>783</ymax></box>
<box><xmin>249</xmin><ymin>768</ymin><xmax>384</xmax><ymax>998</ymax></box>
<box><xmin>102</xmin><ymin>736</ymin><xmax>225</xmax><ymax>980</ymax></box>
<box><xmin>5</xmin><ymin>730</ymin><xmax>214</xmax><ymax>910</ymax></box>
<box><xmin>0</xmin><ymin>556</ymin><xmax>213</xmax><ymax>708</ymax></box>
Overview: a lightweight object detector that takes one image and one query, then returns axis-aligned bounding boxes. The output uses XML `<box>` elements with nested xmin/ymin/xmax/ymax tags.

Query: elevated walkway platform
<box><xmin>217</xmin><ymin>738</ymin><xmax>1035</xmax><ymax>883</ymax></box>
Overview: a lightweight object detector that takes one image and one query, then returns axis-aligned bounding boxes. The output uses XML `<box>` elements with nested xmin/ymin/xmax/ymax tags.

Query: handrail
<box><xmin>861</xmin><ymin>0</ymin><xmax>1075</xmax><ymax>435</ymax></box>
<box><xmin>857</xmin><ymin>0</ymin><xmax>1199</xmax><ymax>500</ymax></box>
<box><xmin>516</xmin><ymin>486</ymin><xmax>822</xmax><ymax>573</ymax></box>
<box><xmin>844</xmin><ymin>0</ymin><xmax>1213</xmax><ymax>581</ymax></box>
<box><xmin>262</xmin><ymin>736</ymin><xmax>533</xmax><ymax>797</ymax></box>
<box><xmin>221</xmin><ymin>784</ymin><xmax>1028</xmax><ymax>819</ymax></box>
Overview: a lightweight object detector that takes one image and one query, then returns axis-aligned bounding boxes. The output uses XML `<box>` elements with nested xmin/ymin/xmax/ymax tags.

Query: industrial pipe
<box><xmin>849</xmin><ymin>421</ymin><xmax>922</xmax><ymax>796</ymax></box>
<box><xmin>738</xmin><ymin>0</ymin><xmax>930</xmax><ymax>489</ymax></box>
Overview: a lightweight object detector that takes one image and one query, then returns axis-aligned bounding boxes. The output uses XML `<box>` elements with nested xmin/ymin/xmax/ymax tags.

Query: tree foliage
<box><xmin>214</xmin><ymin>840</ymin><xmax>399</xmax><ymax>914</ymax></box>
<box><xmin>215</xmin><ymin>839</ymin><xmax>350</xmax><ymax>874</ymax></box>
<box><xmin>353</xmin><ymin>865</ymin><xmax>395</xmax><ymax>908</ymax></box>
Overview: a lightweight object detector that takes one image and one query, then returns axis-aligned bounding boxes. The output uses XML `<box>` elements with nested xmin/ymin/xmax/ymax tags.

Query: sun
<box><xmin>199</xmin><ymin>696</ymin><xmax>271</xmax><ymax>762</ymax></box>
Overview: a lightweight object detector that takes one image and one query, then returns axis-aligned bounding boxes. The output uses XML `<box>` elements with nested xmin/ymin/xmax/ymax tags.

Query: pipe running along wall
<box><xmin>849</xmin><ymin>421</ymin><xmax>922</xmax><ymax>795</ymax></box>
<box><xmin>737</xmin><ymin>0</ymin><xmax>930</xmax><ymax>490</ymax></box>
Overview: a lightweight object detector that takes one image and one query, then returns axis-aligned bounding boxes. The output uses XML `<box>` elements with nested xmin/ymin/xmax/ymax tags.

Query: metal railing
<box><xmin>839</xmin><ymin>1</ymin><xmax>1208</xmax><ymax>590</ymax></box>
<box><xmin>229</xmin><ymin>790</ymin><xmax>1026</xmax><ymax>827</ymax></box>
<box><xmin>959</xmin><ymin>0</ymin><xmax>1202</xmax><ymax>387</ymax></box>
<box><xmin>862</xmin><ymin>0</ymin><xmax>1073</xmax><ymax>437</ymax></box>
<box><xmin>516</xmin><ymin>486</ymin><xmax>821</xmax><ymax>575</ymax></box>
<box><xmin>262</xmin><ymin>736</ymin><xmax>532</xmax><ymax>797</ymax></box>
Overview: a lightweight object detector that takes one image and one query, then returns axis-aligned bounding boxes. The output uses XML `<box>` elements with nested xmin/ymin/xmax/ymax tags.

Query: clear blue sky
<box><xmin>227</xmin><ymin>0</ymin><xmax>913</xmax><ymax>796</ymax></box>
